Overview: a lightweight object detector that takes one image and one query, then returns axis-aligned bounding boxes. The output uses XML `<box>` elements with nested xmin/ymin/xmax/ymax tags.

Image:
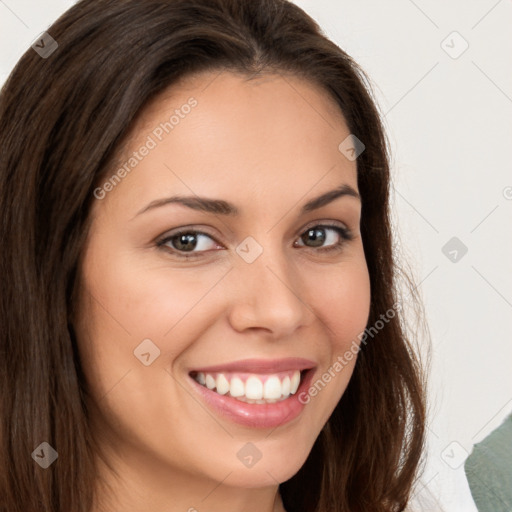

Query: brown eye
<box><xmin>156</xmin><ymin>224</ymin><xmax>354</xmax><ymax>260</ymax></box>
<box><xmin>295</xmin><ymin>225</ymin><xmax>353</xmax><ymax>251</ymax></box>
<box><xmin>301</xmin><ymin>227</ymin><xmax>327</xmax><ymax>247</ymax></box>
<box><xmin>171</xmin><ymin>232</ymin><xmax>200</xmax><ymax>252</ymax></box>
<box><xmin>157</xmin><ymin>230</ymin><xmax>219</xmax><ymax>257</ymax></box>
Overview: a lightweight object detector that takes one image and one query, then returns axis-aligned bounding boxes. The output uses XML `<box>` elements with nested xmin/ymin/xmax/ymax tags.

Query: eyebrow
<box><xmin>133</xmin><ymin>183</ymin><xmax>360</xmax><ymax>219</ymax></box>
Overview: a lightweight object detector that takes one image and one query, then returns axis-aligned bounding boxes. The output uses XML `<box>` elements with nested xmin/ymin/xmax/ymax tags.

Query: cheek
<box><xmin>80</xmin><ymin>236</ymin><xmax>228</xmax><ymax>344</ymax></box>
<box><xmin>333</xmin><ymin>274</ymin><xmax>370</xmax><ymax>353</ymax></box>
<box><xmin>300</xmin><ymin>255</ymin><xmax>371</xmax><ymax>409</ymax></box>
<box><xmin>74</xmin><ymin>245</ymin><xmax>234</xmax><ymax>465</ymax></box>
<box><xmin>311</xmin><ymin>257</ymin><xmax>371</xmax><ymax>353</ymax></box>
<box><xmin>74</xmin><ymin>241</ymin><xmax>236</xmax><ymax>416</ymax></box>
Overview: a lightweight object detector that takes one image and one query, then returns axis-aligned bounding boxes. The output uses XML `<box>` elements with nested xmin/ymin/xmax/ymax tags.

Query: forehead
<box><xmin>94</xmin><ymin>70</ymin><xmax>358</xmax><ymax>219</ymax></box>
<box><xmin>138</xmin><ymin>69</ymin><xmax>347</xmax><ymax>128</ymax></box>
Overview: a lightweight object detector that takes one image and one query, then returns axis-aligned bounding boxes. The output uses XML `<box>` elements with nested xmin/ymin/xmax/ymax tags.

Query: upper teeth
<box><xmin>194</xmin><ymin>370</ymin><xmax>302</xmax><ymax>403</ymax></box>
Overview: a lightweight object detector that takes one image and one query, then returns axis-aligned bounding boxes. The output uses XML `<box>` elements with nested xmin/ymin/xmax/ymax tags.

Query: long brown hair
<box><xmin>0</xmin><ymin>0</ymin><xmax>427</xmax><ymax>511</ymax></box>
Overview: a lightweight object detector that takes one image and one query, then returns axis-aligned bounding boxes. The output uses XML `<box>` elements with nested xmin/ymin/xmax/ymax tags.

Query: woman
<box><xmin>0</xmin><ymin>0</ymin><xmax>427</xmax><ymax>511</ymax></box>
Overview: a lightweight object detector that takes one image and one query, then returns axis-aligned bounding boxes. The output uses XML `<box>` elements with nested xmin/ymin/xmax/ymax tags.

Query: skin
<box><xmin>74</xmin><ymin>70</ymin><xmax>371</xmax><ymax>512</ymax></box>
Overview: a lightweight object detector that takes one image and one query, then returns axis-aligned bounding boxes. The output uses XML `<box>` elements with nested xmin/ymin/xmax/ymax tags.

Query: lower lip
<box><xmin>189</xmin><ymin>369</ymin><xmax>316</xmax><ymax>428</ymax></box>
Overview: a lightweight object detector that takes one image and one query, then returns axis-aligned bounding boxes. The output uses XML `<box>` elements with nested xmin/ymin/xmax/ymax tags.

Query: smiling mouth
<box><xmin>189</xmin><ymin>369</ymin><xmax>307</xmax><ymax>404</ymax></box>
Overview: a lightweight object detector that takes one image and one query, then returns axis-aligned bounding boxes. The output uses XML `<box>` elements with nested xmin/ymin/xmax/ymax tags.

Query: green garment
<box><xmin>465</xmin><ymin>413</ymin><xmax>512</xmax><ymax>512</ymax></box>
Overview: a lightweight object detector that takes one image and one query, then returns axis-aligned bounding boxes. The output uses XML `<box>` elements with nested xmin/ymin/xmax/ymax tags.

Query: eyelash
<box><xmin>156</xmin><ymin>223</ymin><xmax>354</xmax><ymax>259</ymax></box>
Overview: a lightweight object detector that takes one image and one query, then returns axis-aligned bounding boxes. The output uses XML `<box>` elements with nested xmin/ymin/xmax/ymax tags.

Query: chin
<box><xmin>224</xmin><ymin>442</ymin><xmax>314</xmax><ymax>488</ymax></box>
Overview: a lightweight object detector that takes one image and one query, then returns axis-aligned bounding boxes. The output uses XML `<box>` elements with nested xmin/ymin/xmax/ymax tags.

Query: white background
<box><xmin>1</xmin><ymin>1</ymin><xmax>511</xmax><ymax>511</ymax></box>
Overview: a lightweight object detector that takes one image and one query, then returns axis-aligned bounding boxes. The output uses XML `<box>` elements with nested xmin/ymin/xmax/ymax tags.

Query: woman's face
<box><xmin>76</xmin><ymin>70</ymin><xmax>371</xmax><ymax>503</ymax></box>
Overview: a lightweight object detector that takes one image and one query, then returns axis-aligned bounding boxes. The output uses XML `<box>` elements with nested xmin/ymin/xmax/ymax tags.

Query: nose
<box><xmin>227</xmin><ymin>241</ymin><xmax>313</xmax><ymax>338</ymax></box>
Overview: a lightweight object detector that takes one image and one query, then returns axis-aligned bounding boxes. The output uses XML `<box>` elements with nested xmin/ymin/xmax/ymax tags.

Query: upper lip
<box><xmin>189</xmin><ymin>357</ymin><xmax>316</xmax><ymax>374</ymax></box>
